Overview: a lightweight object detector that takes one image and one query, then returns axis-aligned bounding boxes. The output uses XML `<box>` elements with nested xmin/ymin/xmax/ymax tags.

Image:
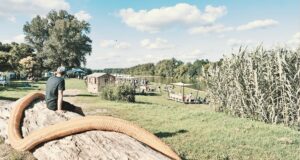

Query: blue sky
<box><xmin>0</xmin><ymin>0</ymin><xmax>299</xmax><ymax>69</ymax></box>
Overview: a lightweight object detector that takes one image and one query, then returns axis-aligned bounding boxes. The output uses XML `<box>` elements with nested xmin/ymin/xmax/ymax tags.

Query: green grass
<box><xmin>0</xmin><ymin>81</ymin><xmax>45</xmax><ymax>100</ymax></box>
<box><xmin>1</xmin><ymin>79</ymin><xmax>300</xmax><ymax>160</ymax></box>
<box><xmin>65</xmin><ymin>78</ymin><xmax>88</xmax><ymax>91</ymax></box>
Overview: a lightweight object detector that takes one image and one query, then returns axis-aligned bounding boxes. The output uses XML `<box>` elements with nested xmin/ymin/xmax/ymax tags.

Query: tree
<box><xmin>126</xmin><ymin>63</ymin><xmax>155</xmax><ymax>75</ymax></box>
<box><xmin>0</xmin><ymin>42</ymin><xmax>34</xmax><ymax>72</ymax></box>
<box><xmin>23</xmin><ymin>16</ymin><xmax>49</xmax><ymax>53</ymax></box>
<box><xmin>0</xmin><ymin>42</ymin><xmax>12</xmax><ymax>52</ymax></box>
<box><xmin>19</xmin><ymin>56</ymin><xmax>37</xmax><ymax>79</ymax></box>
<box><xmin>188</xmin><ymin>59</ymin><xmax>209</xmax><ymax>78</ymax></box>
<box><xmin>82</xmin><ymin>67</ymin><xmax>92</xmax><ymax>75</ymax></box>
<box><xmin>9</xmin><ymin>43</ymin><xmax>34</xmax><ymax>71</ymax></box>
<box><xmin>23</xmin><ymin>10</ymin><xmax>92</xmax><ymax>71</ymax></box>
<box><xmin>174</xmin><ymin>64</ymin><xmax>189</xmax><ymax>79</ymax></box>
<box><xmin>23</xmin><ymin>15</ymin><xmax>49</xmax><ymax>74</ymax></box>
<box><xmin>0</xmin><ymin>51</ymin><xmax>11</xmax><ymax>72</ymax></box>
<box><xmin>0</xmin><ymin>43</ymin><xmax>12</xmax><ymax>71</ymax></box>
<box><xmin>155</xmin><ymin>58</ymin><xmax>183</xmax><ymax>77</ymax></box>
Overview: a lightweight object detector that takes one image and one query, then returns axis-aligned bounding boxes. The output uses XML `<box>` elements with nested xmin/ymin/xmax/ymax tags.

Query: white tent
<box><xmin>171</xmin><ymin>82</ymin><xmax>193</xmax><ymax>101</ymax></box>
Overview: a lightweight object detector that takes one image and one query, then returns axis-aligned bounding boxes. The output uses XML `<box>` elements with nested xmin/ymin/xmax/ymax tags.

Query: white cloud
<box><xmin>293</xmin><ymin>32</ymin><xmax>300</xmax><ymax>39</ymax></box>
<box><xmin>14</xmin><ymin>34</ymin><xmax>25</xmax><ymax>43</ymax></box>
<box><xmin>227</xmin><ymin>38</ymin><xmax>256</xmax><ymax>47</ymax></box>
<box><xmin>8</xmin><ymin>16</ymin><xmax>16</xmax><ymax>22</ymax></box>
<box><xmin>75</xmin><ymin>10</ymin><xmax>92</xmax><ymax>21</ymax></box>
<box><xmin>100</xmin><ymin>40</ymin><xmax>131</xmax><ymax>49</ymax></box>
<box><xmin>287</xmin><ymin>32</ymin><xmax>300</xmax><ymax>49</ymax></box>
<box><xmin>201</xmin><ymin>5</ymin><xmax>227</xmax><ymax>22</ymax></box>
<box><xmin>2</xmin><ymin>34</ymin><xmax>25</xmax><ymax>43</ymax></box>
<box><xmin>218</xmin><ymin>34</ymin><xmax>226</xmax><ymax>38</ymax></box>
<box><xmin>191</xmin><ymin>49</ymin><xmax>203</xmax><ymax>55</ymax></box>
<box><xmin>237</xmin><ymin>19</ymin><xmax>278</xmax><ymax>31</ymax></box>
<box><xmin>117</xmin><ymin>42</ymin><xmax>131</xmax><ymax>49</ymax></box>
<box><xmin>100</xmin><ymin>40</ymin><xmax>115</xmax><ymax>48</ymax></box>
<box><xmin>189</xmin><ymin>19</ymin><xmax>279</xmax><ymax>34</ymax></box>
<box><xmin>119</xmin><ymin>3</ymin><xmax>227</xmax><ymax>33</ymax></box>
<box><xmin>189</xmin><ymin>24</ymin><xmax>234</xmax><ymax>34</ymax></box>
<box><xmin>141</xmin><ymin>38</ymin><xmax>174</xmax><ymax>50</ymax></box>
<box><xmin>177</xmin><ymin>49</ymin><xmax>207</xmax><ymax>62</ymax></box>
<box><xmin>0</xmin><ymin>0</ymin><xmax>70</xmax><ymax>21</ymax></box>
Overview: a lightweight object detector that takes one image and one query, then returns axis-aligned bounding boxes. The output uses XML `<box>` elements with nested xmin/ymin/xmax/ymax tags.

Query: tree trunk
<box><xmin>0</xmin><ymin>100</ymin><xmax>170</xmax><ymax>160</ymax></box>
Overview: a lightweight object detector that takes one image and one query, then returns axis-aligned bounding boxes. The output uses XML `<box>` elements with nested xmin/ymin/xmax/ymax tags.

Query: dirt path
<box><xmin>63</xmin><ymin>89</ymin><xmax>82</xmax><ymax>97</ymax></box>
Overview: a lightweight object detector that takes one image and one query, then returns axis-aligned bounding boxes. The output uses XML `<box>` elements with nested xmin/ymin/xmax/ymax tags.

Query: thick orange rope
<box><xmin>8</xmin><ymin>92</ymin><xmax>181</xmax><ymax>160</ymax></box>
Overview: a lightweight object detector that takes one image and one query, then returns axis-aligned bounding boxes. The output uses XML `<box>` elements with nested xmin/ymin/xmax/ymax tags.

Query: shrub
<box><xmin>206</xmin><ymin>47</ymin><xmax>300</xmax><ymax>127</ymax></box>
<box><xmin>101</xmin><ymin>84</ymin><xmax>135</xmax><ymax>102</ymax></box>
<box><xmin>101</xmin><ymin>85</ymin><xmax>115</xmax><ymax>100</ymax></box>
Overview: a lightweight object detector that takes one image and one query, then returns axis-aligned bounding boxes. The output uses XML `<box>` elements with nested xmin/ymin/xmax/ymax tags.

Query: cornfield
<box><xmin>206</xmin><ymin>47</ymin><xmax>300</xmax><ymax>127</ymax></box>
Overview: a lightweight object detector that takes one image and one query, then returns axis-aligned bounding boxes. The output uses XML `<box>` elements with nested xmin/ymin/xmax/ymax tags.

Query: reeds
<box><xmin>206</xmin><ymin>47</ymin><xmax>300</xmax><ymax>127</ymax></box>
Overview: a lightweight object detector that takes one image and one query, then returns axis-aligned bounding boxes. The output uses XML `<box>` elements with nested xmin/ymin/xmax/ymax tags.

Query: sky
<box><xmin>0</xmin><ymin>0</ymin><xmax>299</xmax><ymax>69</ymax></box>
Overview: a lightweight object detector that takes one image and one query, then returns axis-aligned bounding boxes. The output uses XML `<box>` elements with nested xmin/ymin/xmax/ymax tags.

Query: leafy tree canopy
<box><xmin>23</xmin><ymin>10</ymin><xmax>92</xmax><ymax>70</ymax></box>
<box><xmin>0</xmin><ymin>42</ymin><xmax>34</xmax><ymax>72</ymax></box>
<box><xmin>155</xmin><ymin>58</ymin><xmax>183</xmax><ymax>77</ymax></box>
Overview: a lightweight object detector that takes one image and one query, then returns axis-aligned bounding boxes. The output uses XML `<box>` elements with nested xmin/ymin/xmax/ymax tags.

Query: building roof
<box><xmin>87</xmin><ymin>73</ymin><xmax>113</xmax><ymax>78</ymax></box>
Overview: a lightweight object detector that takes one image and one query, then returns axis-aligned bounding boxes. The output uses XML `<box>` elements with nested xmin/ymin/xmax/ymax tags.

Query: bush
<box><xmin>101</xmin><ymin>84</ymin><xmax>135</xmax><ymax>102</ymax></box>
<box><xmin>206</xmin><ymin>47</ymin><xmax>300</xmax><ymax>126</ymax></box>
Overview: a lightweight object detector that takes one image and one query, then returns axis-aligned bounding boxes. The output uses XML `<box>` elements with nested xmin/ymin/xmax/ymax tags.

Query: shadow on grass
<box><xmin>64</xmin><ymin>94</ymin><xmax>98</xmax><ymax>97</ymax></box>
<box><xmin>0</xmin><ymin>96</ymin><xmax>18</xmax><ymax>101</ymax></box>
<box><xmin>77</xmin><ymin>94</ymin><xmax>98</xmax><ymax>97</ymax></box>
<box><xmin>0</xmin><ymin>87</ymin><xmax>39</xmax><ymax>92</ymax></box>
<box><xmin>64</xmin><ymin>95</ymin><xmax>76</xmax><ymax>97</ymax></box>
<box><xmin>135</xmin><ymin>92</ymin><xmax>161</xmax><ymax>96</ymax></box>
<box><xmin>134</xmin><ymin>101</ymin><xmax>153</xmax><ymax>105</ymax></box>
<box><xmin>34</xmin><ymin>81</ymin><xmax>46</xmax><ymax>84</ymax></box>
<box><xmin>154</xmin><ymin>129</ymin><xmax>188</xmax><ymax>138</ymax></box>
<box><xmin>0</xmin><ymin>81</ymin><xmax>40</xmax><ymax>92</ymax></box>
<box><xmin>64</xmin><ymin>94</ymin><xmax>98</xmax><ymax>98</ymax></box>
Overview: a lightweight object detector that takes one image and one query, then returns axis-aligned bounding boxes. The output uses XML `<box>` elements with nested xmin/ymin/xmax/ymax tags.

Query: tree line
<box><xmin>96</xmin><ymin>58</ymin><xmax>210</xmax><ymax>80</ymax></box>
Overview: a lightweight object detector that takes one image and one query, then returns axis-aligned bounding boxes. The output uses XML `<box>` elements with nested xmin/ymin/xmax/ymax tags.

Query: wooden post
<box><xmin>182</xmin><ymin>86</ymin><xmax>184</xmax><ymax>103</ymax></box>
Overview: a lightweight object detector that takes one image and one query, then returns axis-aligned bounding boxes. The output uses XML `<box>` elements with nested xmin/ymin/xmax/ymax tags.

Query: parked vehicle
<box><xmin>0</xmin><ymin>76</ymin><xmax>8</xmax><ymax>86</ymax></box>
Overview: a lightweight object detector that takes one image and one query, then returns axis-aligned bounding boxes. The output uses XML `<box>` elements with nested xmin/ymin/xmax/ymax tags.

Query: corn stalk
<box><xmin>206</xmin><ymin>47</ymin><xmax>300</xmax><ymax>127</ymax></box>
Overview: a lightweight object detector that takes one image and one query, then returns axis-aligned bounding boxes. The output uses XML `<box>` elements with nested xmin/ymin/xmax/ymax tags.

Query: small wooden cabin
<box><xmin>86</xmin><ymin>73</ymin><xmax>116</xmax><ymax>93</ymax></box>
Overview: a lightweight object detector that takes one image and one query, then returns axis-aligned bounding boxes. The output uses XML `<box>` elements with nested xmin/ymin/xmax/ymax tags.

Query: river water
<box><xmin>136</xmin><ymin>76</ymin><xmax>206</xmax><ymax>90</ymax></box>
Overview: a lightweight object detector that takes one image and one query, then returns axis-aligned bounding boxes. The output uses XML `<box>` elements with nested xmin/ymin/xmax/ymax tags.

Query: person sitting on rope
<box><xmin>45</xmin><ymin>66</ymin><xmax>84</xmax><ymax>115</ymax></box>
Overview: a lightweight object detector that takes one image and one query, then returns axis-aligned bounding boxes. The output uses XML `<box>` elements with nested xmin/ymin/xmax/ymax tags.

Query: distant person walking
<box><xmin>45</xmin><ymin>66</ymin><xmax>84</xmax><ymax>115</ymax></box>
